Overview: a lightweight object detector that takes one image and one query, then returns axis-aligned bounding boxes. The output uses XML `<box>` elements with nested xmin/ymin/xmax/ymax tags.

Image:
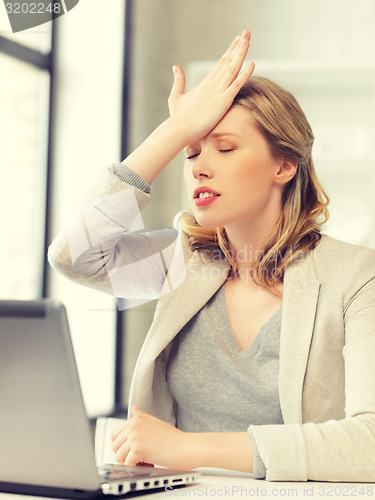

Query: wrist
<box><xmin>122</xmin><ymin>116</ymin><xmax>188</xmax><ymax>185</ymax></box>
<box><xmin>184</xmin><ymin>432</ymin><xmax>253</xmax><ymax>472</ymax></box>
<box><xmin>162</xmin><ymin>115</ymin><xmax>196</xmax><ymax>149</ymax></box>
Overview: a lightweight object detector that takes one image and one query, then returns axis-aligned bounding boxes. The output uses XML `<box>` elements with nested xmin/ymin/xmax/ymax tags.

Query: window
<box><xmin>0</xmin><ymin>17</ymin><xmax>52</xmax><ymax>299</ymax></box>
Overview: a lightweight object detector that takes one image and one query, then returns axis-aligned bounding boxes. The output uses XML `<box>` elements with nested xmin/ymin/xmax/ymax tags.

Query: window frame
<box><xmin>0</xmin><ymin>27</ymin><xmax>55</xmax><ymax>298</ymax></box>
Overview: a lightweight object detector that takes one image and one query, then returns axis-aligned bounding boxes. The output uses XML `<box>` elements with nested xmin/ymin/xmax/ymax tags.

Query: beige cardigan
<box><xmin>48</xmin><ymin>165</ymin><xmax>375</xmax><ymax>482</ymax></box>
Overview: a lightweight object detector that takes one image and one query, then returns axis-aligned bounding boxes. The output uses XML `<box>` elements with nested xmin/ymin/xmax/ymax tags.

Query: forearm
<box><xmin>122</xmin><ymin>116</ymin><xmax>189</xmax><ymax>185</ymax></box>
<box><xmin>48</xmin><ymin>165</ymin><xmax>153</xmax><ymax>292</ymax></box>
<box><xmin>185</xmin><ymin>431</ymin><xmax>253</xmax><ymax>473</ymax></box>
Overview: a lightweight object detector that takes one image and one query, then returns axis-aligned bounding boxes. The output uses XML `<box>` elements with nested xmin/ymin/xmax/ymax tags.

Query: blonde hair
<box><xmin>181</xmin><ymin>76</ymin><xmax>329</xmax><ymax>294</ymax></box>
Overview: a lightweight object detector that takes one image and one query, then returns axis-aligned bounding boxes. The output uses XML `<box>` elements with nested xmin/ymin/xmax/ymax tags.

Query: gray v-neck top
<box><xmin>167</xmin><ymin>283</ymin><xmax>283</xmax><ymax>477</ymax></box>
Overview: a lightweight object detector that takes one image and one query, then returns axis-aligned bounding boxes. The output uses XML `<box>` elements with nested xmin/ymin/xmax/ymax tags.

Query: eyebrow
<box><xmin>184</xmin><ymin>132</ymin><xmax>243</xmax><ymax>151</ymax></box>
<box><xmin>209</xmin><ymin>132</ymin><xmax>243</xmax><ymax>139</ymax></box>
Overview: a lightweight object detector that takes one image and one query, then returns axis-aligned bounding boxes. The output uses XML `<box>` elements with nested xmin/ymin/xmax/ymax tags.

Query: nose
<box><xmin>191</xmin><ymin>154</ymin><xmax>213</xmax><ymax>180</ymax></box>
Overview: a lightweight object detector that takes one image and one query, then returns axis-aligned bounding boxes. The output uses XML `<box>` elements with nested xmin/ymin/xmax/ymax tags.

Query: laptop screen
<box><xmin>0</xmin><ymin>299</ymin><xmax>100</xmax><ymax>491</ymax></box>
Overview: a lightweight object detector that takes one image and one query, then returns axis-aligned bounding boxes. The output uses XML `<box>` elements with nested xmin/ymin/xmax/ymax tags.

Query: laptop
<box><xmin>0</xmin><ymin>299</ymin><xmax>200</xmax><ymax>498</ymax></box>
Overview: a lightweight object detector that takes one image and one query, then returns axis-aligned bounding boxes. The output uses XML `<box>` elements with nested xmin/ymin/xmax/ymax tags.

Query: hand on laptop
<box><xmin>110</xmin><ymin>405</ymin><xmax>191</xmax><ymax>469</ymax></box>
<box><xmin>110</xmin><ymin>405</ymin><xmax>253</xmax><ymax>473</ymax></box>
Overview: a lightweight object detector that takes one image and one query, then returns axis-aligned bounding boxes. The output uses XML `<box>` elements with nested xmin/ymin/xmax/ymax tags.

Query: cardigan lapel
<box><xmin>143</xmin><ymin>249</ymin><xmax>231</xmax><ymax>359</ymax></box>
<box><xmin>128</xmin><ymin>240</ymin><xmax>231</xmax><ymax>421</ymax></box>
<box><xmin>279</xmin><ymin>250</ymin><xmax>321</xmax><ymax>424</ymax></box>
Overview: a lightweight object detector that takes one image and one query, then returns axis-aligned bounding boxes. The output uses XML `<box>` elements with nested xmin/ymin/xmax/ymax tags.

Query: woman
<box><xmin>48</xmin><ymin>30</ymin><xmax>375</xmax><ymax>481</ymax></box>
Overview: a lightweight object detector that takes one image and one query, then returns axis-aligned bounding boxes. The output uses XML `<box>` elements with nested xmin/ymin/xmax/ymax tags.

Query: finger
<box><xmin>210</xmin><ymin>30</ymin><xmax>250</xmax><ymax>79</ymax></box>
<box><xmin>225</xmin><ymin>61</ymin><xmax>255</xmax><ymax>98</ymax></box>
<box><xmin>110</xmin><ymin>422</ymin><xmax>128</xmax><ymax>441</ymax></box>
<box><xmin>215</xmin><ymin>36</ymin><xmax>251</xmax><ymax>88</ymax></box>
<box><xmin>210</xmin><ymin>31</ymin><xmax>247</xmax><ymax>77</ymax></box>
<box><xmin>219</xmin><ymin>33</ymin><xmax>241</xmax><ymax>63</ymax></box>
<box><xmin>237</xmin><ymin>29</ymin><xmax>251</xmax><ymax>47</ymax></box>
<box><xmin>168</xmin><ymin>66</ymin><xmax>186</xmax><ymax>112</ymax></box>
<box><xmin>115</xmin><ymin>441</ymin><xmax>131</xmax><ymax>465</ymax></box>
<box><xmin>209</xmin><ymin>36</ymin><xmax>239</xmax><ymax>79</ymax></box>
<box><xmin>112</xmin><ymin>430</ymin><xmax>128</xmax><ymax>454</ymax></box>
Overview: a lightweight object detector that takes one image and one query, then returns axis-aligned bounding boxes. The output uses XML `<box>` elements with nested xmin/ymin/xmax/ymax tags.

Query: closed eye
<box><xmin>186</xmin><ymin>153</ymin><xmax>200</xmax><ymax>160</ymax></box>
<box><xmin>186</xmin><ymin>149</ymin><xmax>234</xmax><ymax>159</ymax></box>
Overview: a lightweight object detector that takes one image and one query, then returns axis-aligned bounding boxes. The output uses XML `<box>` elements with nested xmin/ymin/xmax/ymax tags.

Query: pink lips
<box><xmin>193</xmin><ymin>187</ymin><xmax>221</xmax><ymax>207</ymax></box>
<box><xmin>194</xmin><ymin>196</ymin><xmax>220</xmax><ymax>207</ymax></box>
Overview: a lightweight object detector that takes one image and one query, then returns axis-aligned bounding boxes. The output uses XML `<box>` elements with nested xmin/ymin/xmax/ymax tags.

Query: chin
<box><xmin>193</xmin><ymin>212</ymin><xmax>225</xmax><ymax>229</ymax></box>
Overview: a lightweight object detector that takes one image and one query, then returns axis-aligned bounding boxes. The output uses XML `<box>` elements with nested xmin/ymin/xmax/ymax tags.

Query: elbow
<box><xmin>47</xmin><ymin>228</ymin><xmax>90</xmax><ymax>278</ymax></box>
<box><xmin>47</xmin><ymin>237</ymin><xmax>75</xmax><ymax>277</ymax></box>
<box><xmin>47</xmin><ymin>235</ymin><xmax>111</xmax><ymax>286</ymax></box>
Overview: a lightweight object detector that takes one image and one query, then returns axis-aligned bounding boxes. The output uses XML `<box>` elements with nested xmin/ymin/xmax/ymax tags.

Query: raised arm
<box><xmin>48</xmin><ymin>31</ymin><xmax>254</xmax><ymax>300</ymax></box>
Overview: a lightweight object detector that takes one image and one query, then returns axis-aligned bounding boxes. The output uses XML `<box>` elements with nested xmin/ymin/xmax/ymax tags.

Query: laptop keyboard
<box><xmin>97</xmin><ymin>464</ymin><xmax>158</xmax><ymax>481</ymax></box>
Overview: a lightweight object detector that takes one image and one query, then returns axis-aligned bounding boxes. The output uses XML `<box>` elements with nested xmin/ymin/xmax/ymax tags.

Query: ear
<box><xmin>274</xmin><ymin>160</ymin><xmax>298</xmax><ymax>185</ymax></box>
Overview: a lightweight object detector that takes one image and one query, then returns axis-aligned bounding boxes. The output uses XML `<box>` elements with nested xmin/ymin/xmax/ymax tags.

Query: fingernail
<box><xmin>172</xmin><ymin>65</ymin><xmax>177</xmax><ymax>73</ymax></box>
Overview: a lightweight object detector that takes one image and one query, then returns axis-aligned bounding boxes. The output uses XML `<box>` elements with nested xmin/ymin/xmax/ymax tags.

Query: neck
<box><xmin>224</xmin><ymin>204</ymin><xmax>282</xmax><ymax>284</ymax></box>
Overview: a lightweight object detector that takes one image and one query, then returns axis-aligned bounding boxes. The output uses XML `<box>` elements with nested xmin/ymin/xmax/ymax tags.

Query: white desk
<box><xmin>135</xmin><ymin>473</ymin><xmax>374</xmax><ymax>499</ymax></box>
<box><xmin>1</xmin><ymin>472</ymin><xmax>374</xmax><ymax>500</ymax></box>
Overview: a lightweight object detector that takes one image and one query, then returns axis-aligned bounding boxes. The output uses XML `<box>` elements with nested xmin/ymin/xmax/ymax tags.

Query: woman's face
<box><xmin>183</xmin><ymin>105</ymin><xmax>284</xmax><ymax>233</ymax></box>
